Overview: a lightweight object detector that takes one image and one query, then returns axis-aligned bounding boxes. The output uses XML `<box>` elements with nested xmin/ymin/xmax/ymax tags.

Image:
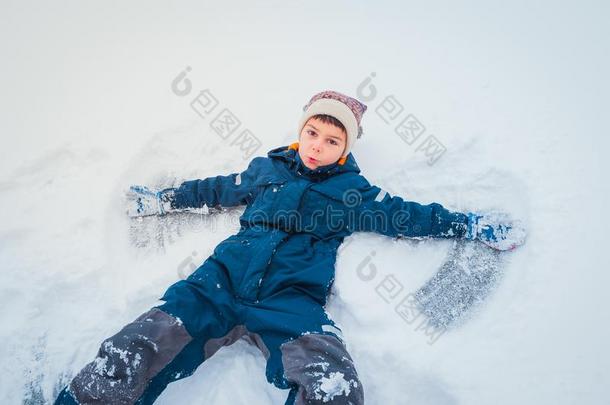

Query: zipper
<box><xmin>254</xmin><ymin>182</ymin><xmax>315</xmax><ymax>302</ymax></box>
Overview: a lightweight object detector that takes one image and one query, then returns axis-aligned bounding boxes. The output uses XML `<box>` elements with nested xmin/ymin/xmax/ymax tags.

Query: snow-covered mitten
<box><xmin>465</xmin><ymin>211</ymin><xmax>526</xmax><ymax>251</ymax></box>
<box><xmin>125</xmin><ymin>185</ymin><xmax>177</xmax><ymax>217</ymax></box>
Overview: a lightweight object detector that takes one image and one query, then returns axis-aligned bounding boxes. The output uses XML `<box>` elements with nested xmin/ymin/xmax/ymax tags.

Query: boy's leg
<box><xmin>243</xmin><ymin>294</ymin><xmax>364</xmax><ymax>405</ymax></box>
<box><xmin>280</xmin><ymin>332</ymin><xmax>363</xmax><ymax>405</ymax></box>
<box><xmin>55</xmin><ymin>257</ymin><xmax>239</xmax><ymax>405</ymax></box>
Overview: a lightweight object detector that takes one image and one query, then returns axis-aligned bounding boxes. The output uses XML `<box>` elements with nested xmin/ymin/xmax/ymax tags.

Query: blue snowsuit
<box><xmin>55</xmin><ymin>143</ymin><xmax>469</xmax><ymax>404</ymax></box>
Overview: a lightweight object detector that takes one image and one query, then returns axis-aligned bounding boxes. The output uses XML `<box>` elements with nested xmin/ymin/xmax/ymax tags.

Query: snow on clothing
<box><xmin>55</xmin><ymin>143</ymin><xmax>469</xmax><ymax>405</ymax></box>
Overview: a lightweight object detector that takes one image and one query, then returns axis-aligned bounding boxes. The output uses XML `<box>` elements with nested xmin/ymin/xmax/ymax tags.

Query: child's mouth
<box><xmin>308</xmin><ymin>157</ymin><xmax>318</xmax><ymax>163</ymax></box>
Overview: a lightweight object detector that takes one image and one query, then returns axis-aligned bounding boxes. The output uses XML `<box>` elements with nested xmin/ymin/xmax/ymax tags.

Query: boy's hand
<box><xmin>125</xmin><ymin>185</ymin><xmax>176</xmax><ymax>217</ymax></box>
<box><xmin>465</xmin><ymin>211</ymin><xmax>526</xmax><ymax>251</ymax></box>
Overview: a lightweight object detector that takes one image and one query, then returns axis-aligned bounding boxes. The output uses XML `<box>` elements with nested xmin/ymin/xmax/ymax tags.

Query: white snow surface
<box><xmin>1</xmin><ymin>1</ymin><xmax>609</xmax><ymax>404</ymax></box>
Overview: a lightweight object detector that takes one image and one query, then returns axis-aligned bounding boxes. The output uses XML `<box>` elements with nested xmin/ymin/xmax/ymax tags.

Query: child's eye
<box><xmin>307</xmin><ymin>130</ymin><xmax>317</xmax><ymax>136</ymax></box>
<box><xmin>328</xmin><ymin>139</ymin><xmax>338</xmax><ymax>145</ymax></box>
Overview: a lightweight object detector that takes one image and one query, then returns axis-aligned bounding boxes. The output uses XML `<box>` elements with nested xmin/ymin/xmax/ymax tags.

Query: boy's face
<box><xmin>298</xmin><ymin>117</ymin><xmax>347</xmax><ymax>170</ymax></box>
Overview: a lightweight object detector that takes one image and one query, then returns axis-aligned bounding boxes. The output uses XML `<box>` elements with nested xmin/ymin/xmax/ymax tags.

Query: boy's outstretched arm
<box><xmin>349</xmin><ymin>182</ymin><xmax>468</xmax><ymax>239</ymax></box>
<box><xmin>349</xmin><ymin>180</ymin><xmax>526</xmax><ymax>251</ymax></box>
<box><xmin>125</xmin><ymin>157</ymin><xmax>263</xmax><ymax>217</ymax></box>
<box><xmin>172</xmin><ymin>157</ymin><xmax>263</xmax><ymax>210</ymax></box>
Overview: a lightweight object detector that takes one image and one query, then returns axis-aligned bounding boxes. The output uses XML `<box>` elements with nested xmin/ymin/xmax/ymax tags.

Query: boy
<box><xmin>55</xmin><ymin>90</ymin><xmax>525</xmax><ymax>404</ymax></box>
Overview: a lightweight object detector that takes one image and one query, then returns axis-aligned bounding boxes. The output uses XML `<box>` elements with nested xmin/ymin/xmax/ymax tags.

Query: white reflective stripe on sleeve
<box><xmin>322</xmin><ymin>324</ymin><xmax>344</xmax><ymax>341</ymax></box>
<box><xmin>374</xmin><ymin>189</ymin><xmax>387</xmax><ymax>202</ymax></box>
<box><xmin>235</xmin><ymin>173</ymin><xmax>242</xmax><ymax>185</ymax></box>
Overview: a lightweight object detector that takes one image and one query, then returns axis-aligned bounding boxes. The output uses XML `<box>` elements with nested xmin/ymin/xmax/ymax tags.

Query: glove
<box><xmin>464</xmin><ymin>211</ymin><xmax>526</xmax><ymax>251</ymax></box>
<box><xmin>125</xmin><ymin>185</ymin><xmax>177</xmax><ymax>217</ymax></box>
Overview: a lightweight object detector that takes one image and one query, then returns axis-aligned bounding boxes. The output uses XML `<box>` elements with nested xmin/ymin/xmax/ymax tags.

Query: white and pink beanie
<box><xmin>297</xmin><ymin>90</ymin><xmax>368</xmax><ymax>161</ymax></box>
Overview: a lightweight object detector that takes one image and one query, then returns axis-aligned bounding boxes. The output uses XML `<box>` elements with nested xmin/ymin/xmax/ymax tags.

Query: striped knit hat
<box><xmin>297</xmin><ymin>90</ymin><xmax>368</xmax><ymax>161</ymax></box>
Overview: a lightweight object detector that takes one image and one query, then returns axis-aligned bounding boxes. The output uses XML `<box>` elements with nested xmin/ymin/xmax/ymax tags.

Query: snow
<box><xmin>314</xmin><ymin>371</ymin><xmax>355</xmax><ymax>402</ymax></box>
<box><xmin>1</xmin><ymin>1</ymin><xmax>609</xmax><ymax>404</ymax></box>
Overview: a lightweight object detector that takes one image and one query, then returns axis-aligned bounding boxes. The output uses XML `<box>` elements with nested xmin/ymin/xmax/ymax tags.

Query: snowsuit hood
<box><xmin>266</xmin><ymin>142</ymin><xmax>361</xmax><ymax>181</ymax></box>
